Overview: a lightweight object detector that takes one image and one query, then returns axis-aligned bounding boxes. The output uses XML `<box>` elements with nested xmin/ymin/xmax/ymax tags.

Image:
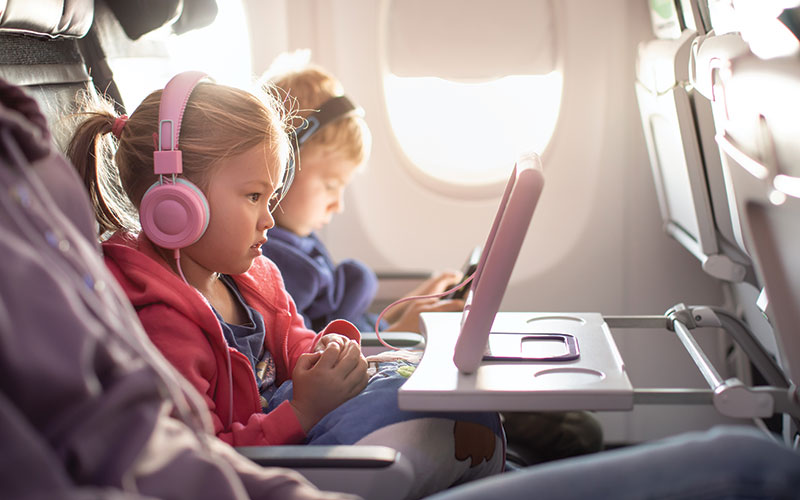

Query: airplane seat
<box><xmin>0</xmin><ymin>2</ymin><xmax>418</xmax><ymax>499</ymax></box>
<box><xmin>688</xmin><ymin>31</ymin><xmax>752</xmax><ymax>261</ymax></box>
<box><xmin>701</xmin><ymin>43</ymin><xmax>800</xmax><ymax>442</ymax></box>
<box><xmin>694</xmin><ymin>1</ymin><xmax>799</xmax><ymax>260</ymax></box>
<box><xmin>687</xmin><ymin>29</ymin><xmax>780</xmax><ymax>359</ymax></box>
<box><xmin>635</xmin><ymin>0</ymin><xmax>752</xmax><ymax>284</ymax></box>
<box><xmin>0</xmin><ymin>0</ymin><xmax>97</xmax><ymax>153</ymax></box>
<box><xmin>687</xmin><ymin>1</ymin><xmax>800</xmax><ymax>439</ymax></box>
<box><xmin>691</xmin><ymin>8</ymin><xmax>797</xmax><ymax>301</ymax></box>
<box><xmin>633</xmin><ymin>0</ymin><xmax>799</xmax><ymax>434</ymax></box>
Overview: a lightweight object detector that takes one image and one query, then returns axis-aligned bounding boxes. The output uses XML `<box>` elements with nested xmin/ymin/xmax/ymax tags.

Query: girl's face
<box><xmin>184</xmin><ymin>144</ymin><xmax>286</xmax><ymax>276</ymax></box>
<box><xmin>274</xmin><ymin>148</ymin><xmax>360</xmax><ymax>237</ymax></box>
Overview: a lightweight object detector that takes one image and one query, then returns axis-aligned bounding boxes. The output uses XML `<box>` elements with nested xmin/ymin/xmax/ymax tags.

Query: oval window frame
<box><xmin>377</xmin><ymin>0</ymin><xmax>565</xmax><ymax>200</ymax></box>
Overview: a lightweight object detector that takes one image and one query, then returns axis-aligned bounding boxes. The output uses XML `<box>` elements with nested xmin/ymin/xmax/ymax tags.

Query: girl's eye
<box><xmin>248</xmin><ymin>193</ymin><xmax>261</xmax><ymax>203</ymax></box>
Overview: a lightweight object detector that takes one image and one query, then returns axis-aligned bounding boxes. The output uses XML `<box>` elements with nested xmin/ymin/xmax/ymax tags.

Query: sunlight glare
<box><xmin>167</xmin><ymin>0</ymin><xmax>252</xmax><ymax>88</ymax></box>
<box><xmin>384</xmin><ymin>73</ymin><xmax>563</xmax><ymax>186</ymax></box>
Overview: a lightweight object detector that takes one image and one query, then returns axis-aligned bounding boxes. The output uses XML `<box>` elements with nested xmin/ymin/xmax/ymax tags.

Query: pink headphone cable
<box><xmin>174</xmin><ymin>248</ymin><xmax>234</xmax><ymax>427</ymax></box>
<box><xmin>174</xmin><ymin>249</ymin><xmax>190</xmax><ymax>286</ymax></box>
<box><xmin>372</xmin><ymin>274</ymin><xmax>475</xmax><ymax>351</ymax></box>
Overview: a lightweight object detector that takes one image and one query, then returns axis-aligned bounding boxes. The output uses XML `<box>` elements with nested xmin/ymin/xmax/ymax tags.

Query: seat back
<box><xmin>694</xmin><ymin>1</ymin><xmax>800</xmax><ymax>441</ymax></box>
<box><xmin>635</xmin><ymin>0</ymin><xmax>752</xmax><ymax>283</ymax></box>
<box><xmin>0</xmin><ymin>0</ymin><xmax>96</xmax><ymax>152</ymax></box>
<box><xmin>689</xmin><ymin>31</ymin><xmax>753</xmax><ymax>256</ymax></box>
<box><xmin>0</xmin><ymin>0</ymin><xmax>219</xmax><ymax>149</ymax></box>
<box><xmin>710</xmin><ymin>50</ymin><xmax>800</xmax><ymax>387</ymax></box>
<box><xmin>637</xmin><ymin>2</ymin><xmax>800</xmax><ymax>440</ymax></box>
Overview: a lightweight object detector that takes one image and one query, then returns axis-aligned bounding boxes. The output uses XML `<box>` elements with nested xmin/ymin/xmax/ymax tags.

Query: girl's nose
<box><xmin>261</xmin><ymin>209</ymin><xmax>275</xmax><ymax>230</ymax></box>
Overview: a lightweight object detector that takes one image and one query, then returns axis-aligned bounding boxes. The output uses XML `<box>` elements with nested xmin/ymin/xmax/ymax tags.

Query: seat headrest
<box><xmin>104</xmin><ymin>0</ymin><xmax>218</xmax><ymax>40</ymax></box>
<box><xmin>0</xmin><ymin>0</ymin><xmax>94</xmax><ymax>39</ymax></box>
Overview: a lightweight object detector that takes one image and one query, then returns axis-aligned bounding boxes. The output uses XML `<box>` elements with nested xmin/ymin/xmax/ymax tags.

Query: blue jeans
<box><xmin>428</xmin><ymin>425</ymin><xmax>800</xmax><ymax>499</ymax></box>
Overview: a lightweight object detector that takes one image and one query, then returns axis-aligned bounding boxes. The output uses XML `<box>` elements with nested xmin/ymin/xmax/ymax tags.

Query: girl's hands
<box><xmin>290</xmin><ymin>338</ymin><xmax>368</xmax><ymax>432</ymax></box>
<box><xmin>313</xmin><ymin>333</ymin><xmax>350</xmax><ymax>352</ymax></box>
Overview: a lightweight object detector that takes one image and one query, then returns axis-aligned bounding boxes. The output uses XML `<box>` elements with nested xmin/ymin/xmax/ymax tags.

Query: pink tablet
<box><xmin>453</xmin><ymin>153</ymin><xmax>546</xmax><ymax>373</ymax></box>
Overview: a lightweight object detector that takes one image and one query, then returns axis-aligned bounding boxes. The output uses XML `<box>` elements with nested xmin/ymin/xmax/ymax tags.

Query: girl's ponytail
<box><xmin>66</xmin><ymin>96</ymin><xmax>137</xmax><ymax>237</ymax></box>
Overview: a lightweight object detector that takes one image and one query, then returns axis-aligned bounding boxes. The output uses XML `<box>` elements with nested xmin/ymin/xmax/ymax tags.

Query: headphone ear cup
<box><xmin>139</xmin><ymin>178</ymin><xmax>210</xmax><ymax>249</ymax></box>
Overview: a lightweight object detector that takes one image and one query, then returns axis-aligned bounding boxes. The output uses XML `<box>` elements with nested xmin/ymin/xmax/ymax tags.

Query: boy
<box><xmin>261</xmin><ymin>62</ymin><xmax>462</xmax><ymax>333</ymax></box>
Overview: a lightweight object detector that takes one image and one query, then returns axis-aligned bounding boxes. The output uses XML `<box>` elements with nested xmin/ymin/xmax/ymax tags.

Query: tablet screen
<box><xmin>453</xmin><ymin>152</ymin><xmax>544</xmax><ymax>373</ymax></box>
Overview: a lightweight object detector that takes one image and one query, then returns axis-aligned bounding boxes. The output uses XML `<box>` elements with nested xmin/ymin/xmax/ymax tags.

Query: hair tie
<box><xmin>111</xmin><ymin>115</ymin><xmax>128</xmax><ymax>139</ymax></box>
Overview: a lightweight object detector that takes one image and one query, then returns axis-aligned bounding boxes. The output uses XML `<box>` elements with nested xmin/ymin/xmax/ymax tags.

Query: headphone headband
<box><xmin>293</xmin><ymin>95</ymin><xmax>364</xmax><ymax>148</ymax></box>
<box><xmin>154</xmin><ymin>71</ymin><xmax>209</xmax><ymax>175</ymax></box>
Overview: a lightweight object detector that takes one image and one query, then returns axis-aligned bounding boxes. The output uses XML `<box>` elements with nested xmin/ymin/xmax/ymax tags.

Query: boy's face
<box><xmin>274</xmin><ymin>148</ymin><xmax>360</xmax><ymax>237</ymax></box>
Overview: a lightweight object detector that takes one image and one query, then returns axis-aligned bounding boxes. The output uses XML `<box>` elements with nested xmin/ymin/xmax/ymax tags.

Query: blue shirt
<box><xmin>212</xmin><ymin>274</ymin><xmax>277</xmax><ymax>408</ymax></box>
<box><xmin>261</xmin><ymin>227</ymin><xmax>385</xmax><ymax>332</ymax></box>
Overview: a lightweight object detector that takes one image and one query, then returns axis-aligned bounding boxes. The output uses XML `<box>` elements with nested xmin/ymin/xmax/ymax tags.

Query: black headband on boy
<box><xmin>291</xmin><ymin>95</ymin><xmax>364</xmax><ymax>150</ymax></box>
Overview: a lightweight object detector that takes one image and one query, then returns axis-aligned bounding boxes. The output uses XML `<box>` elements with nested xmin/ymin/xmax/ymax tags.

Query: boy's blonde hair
<box><xmin>270</xmin><ymin>65</ymin><xmax>371</xmax><ymax>166</ymax></box>
<box><xmin>67</xmin><ymin>82</ymin><xmax>291</xmax><ymax>235</ymax></box>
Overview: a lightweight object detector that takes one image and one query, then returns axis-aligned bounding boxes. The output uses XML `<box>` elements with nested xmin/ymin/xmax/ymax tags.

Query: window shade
<box><xmin>385</xmin><ymin>0</ymin><xmax>557</xmax><ymax>81</ymax></box>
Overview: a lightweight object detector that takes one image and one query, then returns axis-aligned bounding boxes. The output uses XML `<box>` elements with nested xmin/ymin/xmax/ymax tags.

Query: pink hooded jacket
<box><xmin>102</xmin><ymin>232</ymin><xmax>361</xmax><ymax>446</ymax></box>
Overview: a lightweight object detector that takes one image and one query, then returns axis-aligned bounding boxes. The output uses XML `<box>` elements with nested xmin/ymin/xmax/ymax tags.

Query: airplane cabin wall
<box><xmin>244</xmin><ymin>0</ymin><xmax>744</xmax><ymax>444</ymax></box>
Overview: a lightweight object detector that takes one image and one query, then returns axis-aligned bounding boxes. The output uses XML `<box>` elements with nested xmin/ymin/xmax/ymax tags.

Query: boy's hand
<box><xmin>409</xmin><ymin>270</ymin><xmax>463</xmax><ymax>297</ymax></box>
<box><xmin>290</xmin><ymin>340</ymin><xmax>368</xmax><ymax>432</ymax></box>
<box><xmin>386</xmin><ymin>297</ymin><xmax>465</xmax><ymax>333</ymax></box>
<box><xmin>383</xmin><ymin>270</ymin><xmax>462</xmax><ymax>324</ymax></box>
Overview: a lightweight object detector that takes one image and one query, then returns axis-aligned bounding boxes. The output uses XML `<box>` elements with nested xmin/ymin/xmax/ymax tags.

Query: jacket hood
<box><xmin>102</xmin><ymin>232</ymin><xmax>292</xmax><ymax>324</ymax></box>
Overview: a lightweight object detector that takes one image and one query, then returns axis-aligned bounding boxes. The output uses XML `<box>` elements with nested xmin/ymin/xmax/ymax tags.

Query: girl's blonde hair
<box><xmin>67</xmin><ymin>81</ymin><xmax>292</xmax><ymax>236</ymax></box>
<box><xmin>269</xmin><ymin>64</ymin><xmax>371</xmax><ymax>166</ymax></box>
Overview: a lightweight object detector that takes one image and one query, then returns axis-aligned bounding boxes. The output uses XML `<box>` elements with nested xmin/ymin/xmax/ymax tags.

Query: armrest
<box><xmin>360</xmin><ymin>332</ymin><xmax>424</xmax><ymax>348</ymax></box>
<box><xmin>236</xmin><ymin>445</ymin><xmax>414</xmax><ymax>500</ymax></box>
<box><xmin>360</xmin><ymin>331</ymin><xmax>424</xmax><ymax>356</ymax></box>
<box><xmin>236</xmin><ymin>444</ymin><xmax>397</xmax><ymax>468</ymax></box>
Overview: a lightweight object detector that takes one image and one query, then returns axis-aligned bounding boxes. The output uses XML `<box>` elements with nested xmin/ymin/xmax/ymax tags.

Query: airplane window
<box><xmin>383</xmin><ymin>72</ymin><xmax>562</xmax><ymax>186</ymax></box>
<box><xmin>382</xmin><ymin>0</ymin><xmax>561</xmax><ymax>187</ymax></box>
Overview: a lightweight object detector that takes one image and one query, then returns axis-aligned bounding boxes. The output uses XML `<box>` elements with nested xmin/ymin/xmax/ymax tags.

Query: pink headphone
<box><xmin>139</xmin><ymin>71</ymin><xmax>211</xmax><ymax>249</ymax></box>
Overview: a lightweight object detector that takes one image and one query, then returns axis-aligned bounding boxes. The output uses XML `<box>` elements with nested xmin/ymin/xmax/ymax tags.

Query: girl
<box><xmin>68</xmin><ymin>72</ymin><xmax>504</xmax><ymax>499</ymax></box>
<box><xmin>68</xmin><ymin>73</ymin><xmax>368</xmax><ymax>444</ymax></box>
